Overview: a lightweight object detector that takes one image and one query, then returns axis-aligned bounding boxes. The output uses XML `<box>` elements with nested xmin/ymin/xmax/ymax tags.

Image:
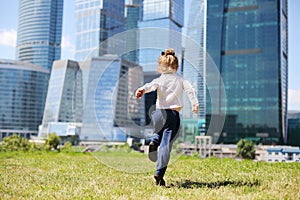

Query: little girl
<box><xmin>135</xmin><ymin>48</ymin><xmax>199</xmax><ymax>186</ymax></box>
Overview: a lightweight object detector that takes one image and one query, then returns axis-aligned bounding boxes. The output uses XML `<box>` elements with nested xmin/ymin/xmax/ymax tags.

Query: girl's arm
<box><xmin>183</xmin><ymin>79</ymin><xmax>199</xmax><ymax>114</ymax></box>
<box><xmin>135</xmin><ymin>78</ymin><xmax>159</xmax><ymax>99</ymax></box>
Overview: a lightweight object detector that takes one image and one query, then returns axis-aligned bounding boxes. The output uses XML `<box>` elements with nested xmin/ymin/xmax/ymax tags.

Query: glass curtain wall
<box><xmin>16</xmin><ymin>0</ymin><xmax>63</xmax><ymax>71</ymax></box>
<box><xmin>206</xmin><ymin>0</ymin><xmax>288</xmax><ymax>144</ymax></box>
<box><xmin>0</xmin><ymin>60</ymin><xmax>49</xmax><ymax>140</ymax></box>
<box><xmin>75</xmin><ymin>0</ymin><xmax>125</xmax><ymax>61</ymax></box>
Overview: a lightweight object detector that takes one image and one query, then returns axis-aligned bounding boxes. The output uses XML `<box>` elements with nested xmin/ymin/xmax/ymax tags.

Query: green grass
<box><xmin>0</xmin><ymin>151</ymin><xmax>299</xmax><ymax>200</ymax></box>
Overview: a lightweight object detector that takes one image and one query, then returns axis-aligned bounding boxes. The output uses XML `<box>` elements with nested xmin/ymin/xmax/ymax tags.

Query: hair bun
<box><xmin>162</xmin><ymin>48</ymin><xmax>175</xmax><ymax>56</ymax></box>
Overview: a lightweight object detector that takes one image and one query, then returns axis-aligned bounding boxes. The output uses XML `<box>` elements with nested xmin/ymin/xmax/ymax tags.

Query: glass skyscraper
<box><xmin>80</xmin><ymin>56</ymin><xmax>144</xmax><ymax>141</ymax></box>
<box><xmin>124</xmin><ymin>0</ymin><xmax>141</xmax><ymax>63</ymax></box>
<box><xmin>75</xmin><ymin>0</ymin><xmax>125</xmax><ymax>61</ymax></box>
<box><xmin>181</xmin><ymin>0</ymin><xmax>206</xmax><ymax>142</ymax></box>
<box><xmin>138</xmin><ymin>0</ymin><xmax>184</xmax><ymax>72</ymax></box>
<box><xmin>16</xmin><ymin>0</ymin><xmax>64</xmax><ymax>71</ymax></box>
<box><xmin>206</xmin><ymin>0</ymin><xmax>288</xmax><ymax>144</ymax></box>
<box><xmin>287</xmin><ymin>112</ymin><xmax>300</xmax><ymax>146</ymax></box>
<box><xmin>137</xmin><ymin>0</ymin><xmax>184</xmax><ymax>125</ymax></box>
<box><xmin>0</xmin><ymin>60</ymin><xmax>49</xmax><ymax>141</ymax></box>
<box><xmin>40</xmin><ymin>60</ymin><xmax>83</xmax><ymax>137</ymax></box>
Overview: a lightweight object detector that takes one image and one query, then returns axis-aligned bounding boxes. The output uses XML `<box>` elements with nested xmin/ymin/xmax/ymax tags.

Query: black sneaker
<box><xmin>148</xmin><ymin>142</ymin><xmax>158</xmax><ymax>162</ymax></box>
<box><xmin>154</xmin><ymin>175</ymin><xmax>166</xmax><ymax>186</ymax></box>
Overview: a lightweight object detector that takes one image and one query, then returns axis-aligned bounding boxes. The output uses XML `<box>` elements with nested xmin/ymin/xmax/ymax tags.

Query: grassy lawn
<box><xmin>0</xmin><ymin>151</ymin><xmax>299</xmax><ymax>200</ymax></box>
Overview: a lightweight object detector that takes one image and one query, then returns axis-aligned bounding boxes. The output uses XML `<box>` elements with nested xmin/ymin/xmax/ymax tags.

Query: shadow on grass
<box><xmin>169</xmin><ymin>179</ymin><xmax>260</xmax><ymax>189</ymax></box>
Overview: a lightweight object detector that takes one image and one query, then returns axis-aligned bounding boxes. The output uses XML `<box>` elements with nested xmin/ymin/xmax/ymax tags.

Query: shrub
<box><xmin>0</xmin><ymin>134</ymin><xmax>31</xmax><ymax>152</ymax></box>
<box><xmin>236</xmin><ymin>139</ymin><xmax>255</xmax><ymax>159</ymax></box>
<box><xmin>122</xmin><ymin>143</ymin><xmax>132</xmax><ymax>153</ymax></box>
<box><xmin>61</xmin><ymin>141</ymin><xmax>72</xmax><ymax>152</ymax></box>
<box><xmin>27</xmin><ymin>142</ymin><xmax>46</xmax><ymax>151</ymax></box>
<box><xmin>64</xmin><ymin>141</ymin><xmax>72</xmax><ymax>149</ymax></box>
<box><xmin>45</xmin><ymin>133</ymin><xmax>61</xmax><ymax>151</ymax></box>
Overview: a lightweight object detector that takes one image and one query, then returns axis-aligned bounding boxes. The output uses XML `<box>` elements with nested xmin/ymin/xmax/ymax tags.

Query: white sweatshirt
<box><xmin>139</xmin><ymin>73</ymin><xmax>199</xmax><ymax>109</ymax></box>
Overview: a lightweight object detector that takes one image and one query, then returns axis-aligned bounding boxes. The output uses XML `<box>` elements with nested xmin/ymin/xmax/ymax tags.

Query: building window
<box><xmin>287</xmin><ymin>153</ymin><xmax>293</xmax><ymax>161</ymax></box>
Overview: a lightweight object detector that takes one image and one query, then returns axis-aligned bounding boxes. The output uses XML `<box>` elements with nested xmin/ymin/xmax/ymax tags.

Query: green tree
<box><xmin>0</xmin><ymin>134</ymin><xmax>31</xmax><ymax>152</ymax></box>
<box><xmin>236</xmin><ymin>139</ymin><xmax>255</xmax><ymax>159</ymax></box>
<box><xmin>45</xmin><ymin>133</ymin><xmax>61</xmax><ymax>151</ymax></box>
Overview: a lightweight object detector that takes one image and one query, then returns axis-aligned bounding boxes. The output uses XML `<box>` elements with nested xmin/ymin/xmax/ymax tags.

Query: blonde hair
<box><xmin>157</xmin><ymin>48</ymin><xmax>178</xmax><ymax>74</ymax></box>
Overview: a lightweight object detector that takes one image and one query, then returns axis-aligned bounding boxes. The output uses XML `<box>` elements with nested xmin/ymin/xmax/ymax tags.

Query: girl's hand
<box><xmin>135</xmin><ymin>89</ymin><xmax>145</xmax><ymax>99</ymax></box>
<box><xmin>192</xmin><ymin>104</ymin><xmax>199</xmax><ymax>114</ymax></box>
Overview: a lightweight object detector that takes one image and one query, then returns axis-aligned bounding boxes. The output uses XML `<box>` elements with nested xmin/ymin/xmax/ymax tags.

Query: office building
<box><xmin>39</xmin><ymin>56</ymin><xmax>144</xmax><ymax>141</ymax></box>
<box><xmin>0</xmin><ymin>60</ymin><xmax>49</xmax><ymax>141</ymax></box>
<box><xmin>138</xmin><ymin>0</ymin><xmax>184</xmax><ymax>124</ymax></box>
<box><xmin>124</xmin><ymin>0</ymin><xmax>141</xmax><ymax>63</ymax></box>
<box><xmin>287</xmin><ymin>111</ymin><xmax>300</xmax><ymax>146</ymax></box>
<box><xmin>205</xmin><ymin>0</ymin><xmax>288</xmax><ymax>144</ymax></box>
<box><xmin>39</xmin><ymin>60</ymin><xmax>83</xmax><ymax>137</ymax></box>
<box><xmin>80</xmin><ymin>56</ymin><xmax>144</xmax><ymax>141</ymax></box>
<box><xmin>75</xmin><ymin>0</ymin><xmax>125</xmax><ymax>61</ymax></box>
<box><xmin>267</xmin><ymin>148</ymin><xmax>300</xmax><ymax>162</ymax></box>
<box><xmin>138</xmin><ymin>0</ymin><xmax>184</xmax><ymax>72</ymax></box>
<box><xmin>16</xmin><ymin>0</ymin><xmax>64</xmax><ymax>71</ymax></box>
<box><xmin>181</xmin><ymin>0</ymin><xmax>206</xmax><ymax>142</ymax></box>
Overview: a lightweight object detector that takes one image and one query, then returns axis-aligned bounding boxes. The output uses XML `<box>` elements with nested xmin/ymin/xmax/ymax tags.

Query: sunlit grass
<box><xmin>0</xmin><ymin>151</ymin><xmax>299</xmax><ymax>199</ymax></box>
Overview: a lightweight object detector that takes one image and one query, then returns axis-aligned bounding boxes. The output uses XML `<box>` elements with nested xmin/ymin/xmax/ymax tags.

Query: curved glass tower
<box><xmin>16</xmin><ymin>0</ymin><xmax>64</xmax><ymax>71</ymax></box>
<box><xmin>39</xmin><ymin>60</ymin><xmax>83</xmax><ymax>138</ymax></box>
<box><xmin>0</xmin><ymin>60</ymin><xmax>49</xmax><ymax>140</ymax></box>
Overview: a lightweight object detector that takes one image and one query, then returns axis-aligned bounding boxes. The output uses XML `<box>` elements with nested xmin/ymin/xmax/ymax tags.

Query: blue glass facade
<box><xmin>40</xmin><ymin>60</ymin><xmax>83</xmax><ymax>137</ymax></box>
<box><xmin>0</xmin><ymin>60</ymin><xmax>49</xmax><ymax>141</ymax></box>
<box><xmin>141</xmin><ymin>0</ymin><xmax>183</xmax><ymax>23</ymax></box>
<box><xmin>75</xmin><ymin>0</ymin><xmax>125</xmax><ymax>61</ymax></box>
<box><xmin>138</xmin><ymin>0</ymin><xmax>184</xmax><ymax>72</ymax></box>
<box><xmin>80</xmin><ymin>57</ymin><xmax>144</xmax><ymax>141</ymax></box>
<box><xmin>181</xmin><ymin>0</ymin><xmax>206</xmax><ymax>142</ymax></box>
<box><xmin>16</xmin><ymin>0</ymin><xmax>63</xmax><ymax>71</ymax></box>
<box><xmin>287</xmin><ymin>112</ymin><xmax>300</xmax><ymax>146</ymax></box>
<box><xmin>124</xmin><ymin>0</ymin><xmax>141</xmax><ymax>63</ymax></box>
<box><xmin>206</xmin><ymin>0</ymin><xmax>288</xmax><ymax>144</ymax></box>
<box><xmin>137</xmin><ymin>0</ymin><xmax>184</xmax><ymax>126</ymax></box>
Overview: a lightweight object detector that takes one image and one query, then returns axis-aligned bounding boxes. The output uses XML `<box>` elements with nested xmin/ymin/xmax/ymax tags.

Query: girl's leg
<box><xmin>155</xmin><ymin>110</ymin><xmax>180</xmax><ymax>181</ymax></box>
<box><xmin>149</xmin><ymin>110</ymin><xmax>166</xmax><ymax>162</ymax></box>
<box><xmin>150</xmin><ymin>110</ymin><xmax>166</xmax><ymax>145</ymax></box>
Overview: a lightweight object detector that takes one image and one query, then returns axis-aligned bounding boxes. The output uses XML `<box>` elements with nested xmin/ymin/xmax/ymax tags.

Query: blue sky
<box><xmin>0</xmin><ymin>0</ymin><xmax>299</xmax><ymax>110</ymax></box>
